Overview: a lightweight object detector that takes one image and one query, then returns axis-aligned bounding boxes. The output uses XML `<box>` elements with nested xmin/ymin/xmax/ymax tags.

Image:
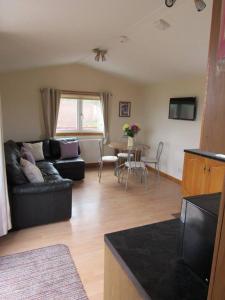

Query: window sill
<box><xmin>56</xmin><ymin>132</ymin><xmax>103</xmax><ymax>137</ymax></box>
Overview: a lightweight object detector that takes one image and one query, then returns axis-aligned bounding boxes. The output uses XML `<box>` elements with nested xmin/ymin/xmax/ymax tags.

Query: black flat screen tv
<box><xmin>169</xmin><ymin>97</ymin><xmax>197</xmax><ymax>121</ymax></box>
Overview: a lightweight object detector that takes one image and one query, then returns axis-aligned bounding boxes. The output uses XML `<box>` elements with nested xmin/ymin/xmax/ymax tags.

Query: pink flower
<box><xmin>131</xmin><ymin>124</ymin><xmax>140</xmax><ymax>134</ymax></box>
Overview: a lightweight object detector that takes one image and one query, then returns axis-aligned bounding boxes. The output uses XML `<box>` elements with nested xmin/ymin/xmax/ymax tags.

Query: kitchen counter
<box><xmin>104</xmin><ymin>219</ymin><xmax>208</xmax><ymax>300</ymax></box>
<box><xmin>184</xmin><ymin>148</ymin><xmax>225</xmax><ymax>162</ymax></box>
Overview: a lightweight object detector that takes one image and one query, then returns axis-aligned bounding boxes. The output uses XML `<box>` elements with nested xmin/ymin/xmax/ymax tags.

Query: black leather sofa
<box><xmin>48</xmin><ymin>138</ymin><xmax>85</xmax><ymax>180</ymax></box>
<box><xmin>4</xmin><ymin>138</ymin><xmax>85</xmax><ymax>229</ymax></box>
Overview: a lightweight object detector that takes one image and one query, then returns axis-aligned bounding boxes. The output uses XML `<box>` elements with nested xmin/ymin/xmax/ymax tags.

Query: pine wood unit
<box><xmin>182</xmin><ymin>153</ymin><xmax>225</xmax><ymax>197</ymax></box>
<box><xmin>104</xmin><ymin>245</ymin><xmax>143</xmax><ymax>300</ymax></box>
<box><xmin>208</xmin><ymin>181</ymin><xmax>225</xmax><ymax>300</ymax></box>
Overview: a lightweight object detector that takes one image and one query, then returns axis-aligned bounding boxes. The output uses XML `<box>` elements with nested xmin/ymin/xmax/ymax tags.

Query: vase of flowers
<box><xmin>122</xmin><ymin>123</ymin><xmax>141</xmax><ymax>147</ymax></box>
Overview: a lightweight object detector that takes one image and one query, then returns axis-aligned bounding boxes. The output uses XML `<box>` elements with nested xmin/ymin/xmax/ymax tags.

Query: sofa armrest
<box><xmin>12</xmin><ymin>179</ymin><xmax>73</xmax><ymax>195</ymax></box>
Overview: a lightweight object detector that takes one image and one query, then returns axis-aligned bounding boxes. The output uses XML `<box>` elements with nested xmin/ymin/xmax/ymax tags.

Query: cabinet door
<box><xmin>182</xmin><ymin>153</ymin><xmax>207</xmax><ymax>196</ymax></box>
<box><xmin>206</xmin><ymin>159</ymin><xmax>225</xmax><ymax>194</ymax></box>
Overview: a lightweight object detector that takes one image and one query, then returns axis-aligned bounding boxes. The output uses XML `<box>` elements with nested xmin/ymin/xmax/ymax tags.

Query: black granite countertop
<box><xmin>184</xmin><ymin>149</ymin><xmax>225</xmax><ymax>162</ymax></box>
<box><xmin>105</xmin><ymin>219</ymin><xmax>208</xmax><ymax>300</ymax></box>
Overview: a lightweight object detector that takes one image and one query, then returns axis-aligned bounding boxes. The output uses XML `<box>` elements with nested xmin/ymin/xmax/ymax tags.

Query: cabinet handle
<box><xmin>208</xmin><ymin>167</ymin><xmax>211</xmax><ymax>173</ymax></box>
<box><xmin>204</xmin><ymin>166</ymin><xmax>206</xmax><ymax>172</ymax></box>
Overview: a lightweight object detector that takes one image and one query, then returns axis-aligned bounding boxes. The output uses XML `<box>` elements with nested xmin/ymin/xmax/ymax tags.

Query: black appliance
<box><xmin>169</xmin><ymin>97</ymin><xmax>197</xmax><ymax>120</ymax></box>
<box><xmin>180</xmin><ymin>193</ymin><xmax>220</xmax><ymax>283</ymax></box>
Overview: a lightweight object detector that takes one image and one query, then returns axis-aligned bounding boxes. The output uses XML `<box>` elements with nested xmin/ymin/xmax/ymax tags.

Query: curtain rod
<box><xmin>61</xmin><ymin>90</ymin><xmax>113</xmax><ymax>97</ymax></box>
<box><xmin>61</xmin><ymin>90</ymin><xmax>101</xmax><ymax>96</ymax></box>
<box><xmin>40</xmin><ymin>88</ymin><xmax>112</xmax><ymax>97</ymax></box>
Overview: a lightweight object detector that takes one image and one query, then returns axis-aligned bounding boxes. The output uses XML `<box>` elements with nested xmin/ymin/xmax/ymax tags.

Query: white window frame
<box><xmin>56</xmin><ymin>92</ymin><xmax>103</xmax><ymax>136</ymax></box>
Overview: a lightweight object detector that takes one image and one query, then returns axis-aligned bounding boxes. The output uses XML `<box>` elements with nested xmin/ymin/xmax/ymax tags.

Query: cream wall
<box><xmin>0</xmin><ymin>63</ymin><xmax>145</xmax><ymax>146</ymax></box>
<box><xmin>0</xmin><ymin>64</ymin><xmax>206</xmax><ymax>172</ymax></box>
<box><xmin>142</xmin><ymin>76</ymin><xmax>206</xmax><ymax>180</ymax></box>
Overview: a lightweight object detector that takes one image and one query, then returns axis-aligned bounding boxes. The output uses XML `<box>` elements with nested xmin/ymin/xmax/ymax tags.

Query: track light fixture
<box><xmin>92</xmin><ymin>48</ymin><xmax>107</xmax><ymax>62</ymax></box>
<box><xmin>194</xmin><ymin>0</ymin><xmax>206</xmax><ymax>12</ymax></box>
<box><xmin>165</xmin><ymin>0</ymin><xmax>206</xmax><ymax>12</ymax></box>
<box><xmin>165</xmin><ymin>0</ymin><xmax>176</xmax><ymax>8</ymax></box>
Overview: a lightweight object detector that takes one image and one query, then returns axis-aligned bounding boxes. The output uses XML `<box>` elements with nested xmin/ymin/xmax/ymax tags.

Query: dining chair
<box><xmin>141</xmin><ymin>142</ymin><xmax>164</xmax><ymax>178</ymax></box>
<box><xmin>98</xmin><ymin>140</ymin><xmax>119</xmax><ymax>182</ymax></box>
<box><xmin>119</xmin><ymin>146</ymin><xmax>149</xmax><ymax>190</ymax></box>
<box><xmin>117</xmin><ymin>151</ymin><xmax>134</xmax><ymax>164</ymax></box>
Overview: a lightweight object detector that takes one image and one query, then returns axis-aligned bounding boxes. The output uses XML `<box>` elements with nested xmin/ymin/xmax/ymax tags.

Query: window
<box><xmin>56</xmin><ymin>92</ymin><xmax>104</xmax><ymax>135</ymax></box>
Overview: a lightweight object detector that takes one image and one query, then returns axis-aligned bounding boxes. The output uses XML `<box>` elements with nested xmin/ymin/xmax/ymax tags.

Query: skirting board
<box><xmin>147</xmin><ymin>166</ymin><xmax>181</xmax><ymax>185</ymax></box>
<box><xmin>85</xmin><ymin>163</ymin><xmax>99</xmax><ymax>168</ymax></box>
<box><xmin>85</xmin><ymin>163</ymin><xmax>181</xmax><ymax>185</ymax></box>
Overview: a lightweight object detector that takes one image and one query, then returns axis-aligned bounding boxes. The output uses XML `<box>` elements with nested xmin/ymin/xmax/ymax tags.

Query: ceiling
<box><xmin>0</xmin><ymin>0</ymin><xmax>213</xmax><ymax>83</ymax></box>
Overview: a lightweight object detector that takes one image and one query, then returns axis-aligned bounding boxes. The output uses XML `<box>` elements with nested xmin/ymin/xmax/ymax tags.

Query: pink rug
<box><xmin>0</xmin><ymin>244</ymin><xmax>88</xmax><ymax>300</ymax></box>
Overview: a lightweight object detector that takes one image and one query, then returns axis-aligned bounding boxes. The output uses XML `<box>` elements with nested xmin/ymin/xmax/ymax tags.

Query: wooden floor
<box><xmin>0</xmin><ymin>167</ymin><xmax>181</xmax><ymax>300</ymax></box>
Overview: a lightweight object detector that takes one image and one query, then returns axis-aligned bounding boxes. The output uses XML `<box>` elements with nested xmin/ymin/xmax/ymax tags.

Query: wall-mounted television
<box><xmin>169</xmin><ymin>97</ymin><xmax>197</xmax><ymax>121</ymax></box>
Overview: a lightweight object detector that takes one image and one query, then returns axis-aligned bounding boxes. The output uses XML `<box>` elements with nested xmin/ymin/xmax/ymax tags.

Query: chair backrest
<box><xmin>126</xmin><ymin>145</ymin><xmax>144</xmax><ymax>169</ymax></box>
<box><xmin>138</xmin><ymin>143</ymin><xmax>150</xmax><ymax>158</ymax></box>
<box><xmin>156</xmin><ymin>142</ymin><xmax>164</xmax><ymax>162</ymax></box>
<box><xmin>98</xmin><ymin>139</ymin><xmax>104</xmax><ymax>159</ymax></box>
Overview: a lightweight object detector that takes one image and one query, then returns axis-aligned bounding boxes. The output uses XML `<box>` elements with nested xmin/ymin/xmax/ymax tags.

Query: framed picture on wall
<box><xmin>119</xmin><ymin>101</ymin><xmax>131</xmax><ymax>117</ymax></box>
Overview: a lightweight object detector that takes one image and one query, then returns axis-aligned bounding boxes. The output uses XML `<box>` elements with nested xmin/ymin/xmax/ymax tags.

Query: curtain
<box><xmin>41</xmin><ymin>88</ymin><xmax>61</xmax><ymax>138</ymax></box>
<box><xmin>0</xmin><ymin>97</ymin><xmax>11</xmax><ymax>236</ymax></box>
<box><xmin>100</xmin><ymin>92</ymin><xmax>110</xmax><ymax>144</ymax></box>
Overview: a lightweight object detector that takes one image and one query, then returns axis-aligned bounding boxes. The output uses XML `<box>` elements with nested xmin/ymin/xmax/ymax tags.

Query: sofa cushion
<box><xmin>23</xmin><ymin>142</ymin><xmax>45</xmax><ymax>161</ymax></box>
<box><xmin>53</xmin><ymin>156</ymin><xmax>85</xmax><ymax>181</ymax></box>
<box><xmin>50</xmin><ymin>138</ymin><xmax>80</xmax><ymax>159</ymax></box>
<box><xmin>59</xmin><ymin>140</ymin><xmax>79</xmax><ymax>159</ymax></box>
<box><xmin>54</xmin><ymin>156</ymin><xmax>85</xmax><ymax>169</ymax></box>
<box><xmin>4</xmin><ymin>140</ymin><xmax>28</xmax><ymax>185</ymax></box>
<box><xmin>17</xmin><ymin>140</ymin><xmax>51</xmax><ymax>160</ymax></box>
<box><xmin>20</xmin><ymin>158</ymin><xmax>44</xmax><ymax>183</ymax></box>
<box><xmin>36</xmin><ymin>161</ymin><xmax>59</xmax><ymax>175</ymax></box>
<box><xmin>21</xmin><ymin>146</ymin><xmax>36</xmax><ymax>165</ymax></box>
<box><xmin>36</xmin><ymin>161</ymin><xmax>63</xmax><ymax>182</ymax></box>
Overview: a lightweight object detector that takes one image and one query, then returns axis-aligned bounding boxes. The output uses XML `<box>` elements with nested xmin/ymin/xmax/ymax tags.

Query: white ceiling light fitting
<box><xmin>92</xmin><ymin>48</ymin><xmax>107</xmax><ymax>62</ymax></box>
<box><xmin>165</xmin><ymin>0</ymin><xmax>206</xmax><ymax>12</ymax></box>
<box><xmin>154</xmin><ymin>19</ymin><xmax>170</xmax><ymax>31</ymax></box>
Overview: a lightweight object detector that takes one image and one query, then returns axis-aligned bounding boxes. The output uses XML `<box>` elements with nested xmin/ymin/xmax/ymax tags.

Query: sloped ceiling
<box><xmin>0</xmin><ymin>0</ymin><xmax>212</xmax><ymax>83</ymax></box>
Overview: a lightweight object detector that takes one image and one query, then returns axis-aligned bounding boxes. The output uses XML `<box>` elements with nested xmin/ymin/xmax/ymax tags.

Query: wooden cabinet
<box><xmin>182</xmin><ymin>153</ymin><xmax>225</xmax><ymax>197</ymax></box>
<box><xmin>104</xmin><ymin>245</ymin><xmax>142</xmax><ymax>300</ymax></box>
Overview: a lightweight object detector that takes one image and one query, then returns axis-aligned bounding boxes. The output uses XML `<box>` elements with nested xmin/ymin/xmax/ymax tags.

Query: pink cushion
<box><xmin>59</xmin><ymin>141</ymin><xmax>79</xmax><ymax>159</ymax></box>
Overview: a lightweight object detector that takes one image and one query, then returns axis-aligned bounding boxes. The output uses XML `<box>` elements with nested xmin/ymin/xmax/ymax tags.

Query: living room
<box><xmin>0</xmin><ymin>0</ymin><xmax>225</xmax><ymax>299</ymax></box>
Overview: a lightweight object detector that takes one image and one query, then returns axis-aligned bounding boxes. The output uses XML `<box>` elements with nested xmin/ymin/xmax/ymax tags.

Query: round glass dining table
<box><xmin>108</xmin><ymin>142</ymin><xmax>150</xmax><ymax>162</ymax></box>
<box><xmin>108</xmin><ymin>141</ymin><xmax>149</xmax><ymax>152</ymax></box>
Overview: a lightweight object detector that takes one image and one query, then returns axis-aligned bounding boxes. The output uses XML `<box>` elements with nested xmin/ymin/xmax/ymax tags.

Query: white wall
<box><xmin>0</xmin><ymin>63</ymin><xmax>145</xmax><ymax>146</ymax></box>
<box><xmin>142</xmin><ymin>76</ymin><xmax>206</xmax><ymax>180</ymax></box>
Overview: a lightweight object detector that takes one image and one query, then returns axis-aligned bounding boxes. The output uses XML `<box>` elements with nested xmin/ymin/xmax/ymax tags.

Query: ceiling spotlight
<box><xmin>92</xmin><ymin>48</ymin><xmax>107</xmax><ymax>62</ymax></box>
<box><xmin>194</xmin><ymin>0</ymin><xmax>206</xmax><ymax>12</ymax></box>
<box><xmin>165</xmin><ymin>0</ymin><xmax>176</xmax><ymax>8</ymax></box>
<box><xmin>120</xmin><ymin>35</ymin><xmax>129</xmax><ymax>43</ymax></box>
<box><xmin>154</xmin><ymin>19</ymin><xmax>170</xmax><ymax>31</ymax></box>
<box><xmin>165</xmin><ymin>0</ymin><xmax>206</xmax><ymax>11</ymax></box>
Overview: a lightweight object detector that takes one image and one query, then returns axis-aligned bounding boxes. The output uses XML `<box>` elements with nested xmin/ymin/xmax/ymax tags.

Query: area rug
<box><xmin>0</xmin><ymin>244</ymin><xmax>88</xmax><ymax>300</ymax></box>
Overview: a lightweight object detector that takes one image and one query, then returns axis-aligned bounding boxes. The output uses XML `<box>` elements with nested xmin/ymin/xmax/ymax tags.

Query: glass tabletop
<box><xmin>108</xmin><ymin>142</ymin><xmax>150</xmax><ymax>151</ymax></box>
